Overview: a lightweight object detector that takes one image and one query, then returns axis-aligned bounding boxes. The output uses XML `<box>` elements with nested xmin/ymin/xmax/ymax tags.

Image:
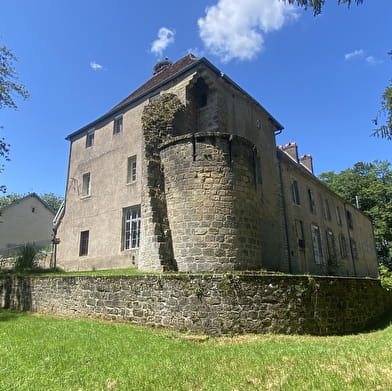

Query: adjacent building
<box><xmin>55</xmin><ymin>54</ymin><xmax>378</xmax><ymax>277</ymax></box>
<box><xmin>0</xmin><ymin>193</ymin><xmax>55</xmax><ymax>256</ymax></box>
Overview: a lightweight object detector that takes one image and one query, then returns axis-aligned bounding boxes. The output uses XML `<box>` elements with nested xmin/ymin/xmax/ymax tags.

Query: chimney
<box><xmin>282</xmin><ymin>142</ymin><xmax>298</xmax><ymax>163</ymax></box>
<box><xmin>300</xmin><ymin>154</ymin><xmax>314</xmax><ymax>174</ymax></box>
<box><xmin>153</xmin><ymin>58</ymin><xmax>172</xmax><ymax>75</ymax></box>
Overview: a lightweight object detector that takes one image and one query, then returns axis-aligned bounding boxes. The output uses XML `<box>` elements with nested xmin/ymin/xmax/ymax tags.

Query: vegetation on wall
<box><xmin>319</xmin><ymin>160</ymin><xmax>392</xmax><ymax>269</ymax></box>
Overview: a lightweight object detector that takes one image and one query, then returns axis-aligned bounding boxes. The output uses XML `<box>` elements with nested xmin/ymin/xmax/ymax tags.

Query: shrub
<box><xmin>14</xmin><ymin>244</ymin><xmax>41</xmax><ymax>272</ymax></box>
<box><xmin>380</xmin><ymin>265</ymin><xmax>392</xmax><ymax>291</ymax></box>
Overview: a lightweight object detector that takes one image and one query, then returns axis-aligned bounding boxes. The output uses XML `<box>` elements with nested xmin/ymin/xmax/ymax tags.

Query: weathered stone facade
<box><xmin>161</xmin><ymin>133</ymin><xmax>263</xmax><ymax>271</ymax></box>
<box><xmin>1</xmin><ymin>274</ymin><xmax>391</xmax><ymax>336</ymax></box>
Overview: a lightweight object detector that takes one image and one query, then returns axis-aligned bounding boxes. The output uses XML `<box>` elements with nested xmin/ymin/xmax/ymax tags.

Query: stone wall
<box><xmin>161</xmin><ymin>133</ymin><xmax>263</xmax><ymax>271</ymax></box>
<box><xmin>1</xmin><ymin>274</ymin><xmax>391</xmax><ymax>336</ymax></box>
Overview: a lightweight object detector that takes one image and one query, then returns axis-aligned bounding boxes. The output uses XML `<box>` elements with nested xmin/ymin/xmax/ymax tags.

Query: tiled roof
<box><xmin>107</xmin><ymin>53</ymin><xmax>200</xmax><ymax>114</ymax></box>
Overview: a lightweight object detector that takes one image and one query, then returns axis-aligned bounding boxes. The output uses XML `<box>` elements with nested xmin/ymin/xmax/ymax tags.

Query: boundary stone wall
<box><xmin>1</xmin><ymin>274</ymin><xmax>391</xmax><ymax>336</ymax></box>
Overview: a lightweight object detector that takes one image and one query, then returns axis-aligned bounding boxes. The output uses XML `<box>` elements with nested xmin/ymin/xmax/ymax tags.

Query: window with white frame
<box><xmin>311</xmin><ymin>224</ymin><xmax>323</xmax><ymax>264</ymax></box>
<box><xmin>82</xmin><ymin>172</ymin><xmax>91</xmax><ymax>196</ymax></box>
<box><xmin>127</xmin><ymin>156</ymin><xmax>137</xmax><ymax>184</ymax></box>
<box><xmin>123</xmin><ymin>205</ymin><xmax>141</xmax><ymax>249</ymax></box>
<box><xmin>113</xmin><ymin>116</ymin><xmax>123</xmax><ymax>134</ymax></box>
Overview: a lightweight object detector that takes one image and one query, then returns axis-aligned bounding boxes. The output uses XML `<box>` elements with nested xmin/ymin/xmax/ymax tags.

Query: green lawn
<box><xmin>0</xmin><ymin>310</ymin><xmax>391</xmax><ymax>391</ymax></box>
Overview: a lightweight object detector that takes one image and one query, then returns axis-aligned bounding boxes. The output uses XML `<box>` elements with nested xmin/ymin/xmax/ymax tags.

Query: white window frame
<box><xmin>123</xmin><ymin>206</ymin><xmax>141</xmax><ymax>250</ymax></box>
<box><xmin>127</xmin><ymin>156</ymin><xmax>137</xmax><ymax>184</ymax></box>
<box><xmin>82</xmin><ymin>172</ymin><xmax>91</xmax><ymax>196</ymax></box>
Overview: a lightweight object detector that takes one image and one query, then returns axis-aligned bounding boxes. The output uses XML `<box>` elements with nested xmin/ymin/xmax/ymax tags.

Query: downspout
<box><xmin>278</xmin><ymin>155</ymin><xmax>293</xmax><ymax>273</ymax></box>
<box><xmin>343</xmin><ymin>202</ymin><xmax>357</xmax><ymax>277</ymax></box>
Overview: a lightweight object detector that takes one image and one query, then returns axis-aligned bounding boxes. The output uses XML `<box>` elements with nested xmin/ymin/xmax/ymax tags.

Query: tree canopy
<box><xmin>0</xmin><ymin>44</ymin><xmax>29</xmax><ymax>193</ymax></box>
<box><xmin>319</xmin><ymin>160</ymin><xmax>392</xmax><ymax>268</ymax></box>
<box><xmin>283</xmin><ymin>0</ymin><xmax>363</xmax><ymax>16</ymax></box>
<box><xmin>0</xmin><ymin>192</ymin><xmax>64</xmax><ymax>212</ymax></box>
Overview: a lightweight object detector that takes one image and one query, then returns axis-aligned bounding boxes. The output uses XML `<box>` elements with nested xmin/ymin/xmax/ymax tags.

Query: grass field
<box><xmin>0</xmin><ymin>310</ymin><xmax>391</xmax><ymax>391</ymax></box>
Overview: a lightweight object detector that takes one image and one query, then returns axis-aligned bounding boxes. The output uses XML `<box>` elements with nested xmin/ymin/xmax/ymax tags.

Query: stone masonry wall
<box><xmin>160</xmin><ymin>132</ymin><xmax>263</xmax><ymax>271</ymax></box>
<box><xmin>1</xmin><ymin>274</ymin><xmax>391</xmax><ymax>336</ymax></box>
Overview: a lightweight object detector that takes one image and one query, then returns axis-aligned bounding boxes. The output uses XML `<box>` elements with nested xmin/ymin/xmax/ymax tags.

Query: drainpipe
<box><xmin>278</xmin><ymin>157</ymin><xmax>293</xmax><ymax>273</ymax></box>
<box><xmin>343</xmin><ymin>202</ymin><xmax>357</xmax><ymax>277</ymax></box>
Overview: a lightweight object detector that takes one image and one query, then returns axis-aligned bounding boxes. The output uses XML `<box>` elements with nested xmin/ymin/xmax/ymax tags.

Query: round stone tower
<box><xmin>160</xmin><ymin>132</ymin><xmax>263</xmax><ymax>272</ymax></box>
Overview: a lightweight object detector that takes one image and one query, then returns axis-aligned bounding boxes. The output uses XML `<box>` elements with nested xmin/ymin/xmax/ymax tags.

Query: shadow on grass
<box><xmin>363</xmin><ymin>308</ymin><xmax>392</xmax><ymax>333</ymax></box>
<box><xmin>0</xmin><ymin>310</ymin><xmax>25</xmax><ymax>322</ymax></box>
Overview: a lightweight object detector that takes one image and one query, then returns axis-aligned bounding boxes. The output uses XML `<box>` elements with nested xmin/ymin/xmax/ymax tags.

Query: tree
<box><xmin>372</xmin><ymin>51</ymin><xmax>392</xmax><ymax>140</ymax></box>
<box><xmin>0</xmin><ymin>192</ymin><xmax>64</xmax><ymax>212</ymax></box>
<box><xmin>319</xmin><ymin>160</ymin><xmax>392</xmax><ymax>268</ymax></box>
<box><xmin>40</xmin><ymin>192</ymin><xmax>64</xmax><ymax>212</ymax></box>
<box><xmin>0</xmin><ymin>44</ymin><xmax>29</xmax><ymax>193</ymax></box>
<box><xmin>283</xmin><ymin>0</ymin><xmax>363</xmax><ymax>16</ymax></box>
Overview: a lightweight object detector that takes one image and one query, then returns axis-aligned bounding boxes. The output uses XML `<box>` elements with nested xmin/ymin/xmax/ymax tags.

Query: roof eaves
<box><xmin>66</xmin><ymin>57</ymin><xmax>204</xmax><ymax>141</ymax></box>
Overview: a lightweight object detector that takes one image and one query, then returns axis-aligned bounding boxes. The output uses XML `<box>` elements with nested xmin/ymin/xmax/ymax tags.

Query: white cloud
<box><xmin>90</xmin><ymin>61</ymin><xmax>103</xmax><ymax>71</ymax></box>
<box><xmin>198</xmin><ymin>0</ymin><xmax>298</xmax><ymax>62</ymax></box>
<box><xmin>151</xmin><ymin>27</ymin><xmax>175</xmax><ymax>57</ymax></box>
<box><xmin>365</xmin><ymin>55</ymin><xmax>382</xmax><ymax>65</ymax></box>
<box><xmin>344</xmin><ymin>49</ymin><xmax>364</xmax><ymax>61</ymax></box>
<box><xmin>344</xmin><ymin>50</ymin><xmax>382</xmax><ymax>65</ymax></box>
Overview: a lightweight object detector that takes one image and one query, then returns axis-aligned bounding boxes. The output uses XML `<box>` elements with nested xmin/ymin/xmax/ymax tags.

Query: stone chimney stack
<box><xmin>300</xmin><ymin>154</ymin><xmax>314</xmax><ymax>174</ymax></box>
<box><xmin>282</xmin><ymin>142</ymin><xmax>298</xmax><ymax>163</ymax></box>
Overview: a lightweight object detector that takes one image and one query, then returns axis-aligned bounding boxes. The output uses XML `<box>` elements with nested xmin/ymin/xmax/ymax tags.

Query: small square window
<box><xmin>79</xmin><ymin>230</ymin><xmax>89</xmax><ymax>256</ymax></box>
<box><xmin>82</xmin><ymin>173</ymin><xmax>91</xmax><ymax>196</ymax></box>
<box><xmin>127</xmin><ymin>156</ymin><xmax>137</xmax><ymax>184</ymax></box>
<box><xmin>86</xmin><ymin>131</ymin><xmax>94</xmax><ymax>148</ymax></box>
<box><xmin>113</xmin><ymin>116</ymin><xmax>123</xmax><ymax>134</ymax></box>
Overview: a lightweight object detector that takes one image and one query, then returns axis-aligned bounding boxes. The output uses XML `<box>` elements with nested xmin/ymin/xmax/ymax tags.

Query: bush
<box><xmin>380</xmin><ymin>265</ymin><xmax>392</xmax><ymax>291</ymax></box>
<box><xmin>14</xmin><ymin>244</ymin><xmax>41</xmax><ymax>272</ymax></box>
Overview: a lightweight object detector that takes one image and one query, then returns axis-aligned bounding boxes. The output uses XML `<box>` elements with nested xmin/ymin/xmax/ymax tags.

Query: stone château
<box><xmin>54</xmin><ymin>54</ymin><xmax>378</xmax><ymax>277</ymax></box>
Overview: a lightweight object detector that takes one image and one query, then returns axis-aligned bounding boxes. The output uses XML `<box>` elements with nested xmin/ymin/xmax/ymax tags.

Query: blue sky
<box><xmin>1</xmin><ymin>0</ymin><xmax>391</xmax><ymax>197</ymax></box>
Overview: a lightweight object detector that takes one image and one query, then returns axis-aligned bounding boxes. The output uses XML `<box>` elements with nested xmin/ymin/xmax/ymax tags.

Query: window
<box><xmin>335</xmin><ymin>206</ymin><xmax>342</xmax><ymax>226</ymax></box>
<box><xmin>127</xmin><ymin>156</ymin><xmax>137</xmax><ymax>184</ymax></box>
<box><xmin>82</xmin><ymin>173</ymin><xmax>91</xmax><ymax>196</ymax></box>
<box><xmin>254</xmin><ymin>155</ymin><xmax>262</xmax><ymax>184</ymax></box>
<box><xmin>350</xmin><ymin>239</ymin><xmax>358</xmax><ymax>260</ymax></box>
<box><xmin>123</xmin><ymin>206</ymin><xmax>141</xmax><ymax>249</ymax></box>
<box><xmin>291</xmin><ymin>181</ymin><xmax>300</xmax><ymax>205</ymax></box>
<box><xmin>308</xmin><ymin>188</ymin><xmax>316</xmax><ymax>213</ymax></box>
<box><xmin>326</xmin><ymin>229</ymin><xmax>337</xmax><ymax>265</ymax></box>
<box><xmin>113</xmin><ymin>116</ymin><xmax>123</xmax><ymax>134</ymax></box>
<box><xmin>86</xmin><ymin>130</ymin><xmax>94</xmax><ymax>148</ymax></box>
<box><xmin>311</xmin><ymin>224</ymin><xmax>323</xmax><ymax>264</ymax></box>
<box><xmin>323</xmin><ymin>199</ymin><xmax>331</xmax><ymax>220</ymax></box>
<box><xmin>295</xmin><ymin>219</ymin><xmax>305</xmax><ymax>249</ymax></box>
<box><xmin>79</xmin><ymin>230</ymin><xmax>89</xmax><ymax>256</ymax></box>
<box><xmin>346</xmin><ymin>210</ymin><xmax>353</xmax><ymax>229</ymax></box>
<box><xmin>339</xmin><ymin>233</ymin><xmax>348</xmax><ymax>258</ymax></box>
